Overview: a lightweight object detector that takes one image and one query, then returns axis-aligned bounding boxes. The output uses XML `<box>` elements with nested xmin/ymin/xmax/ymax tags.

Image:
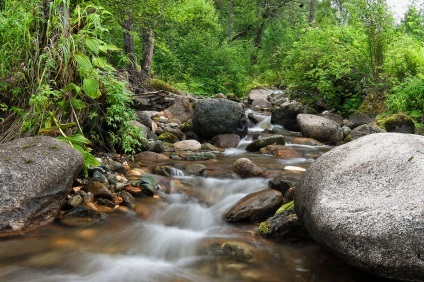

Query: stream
<box><xmin>0</xmin><ymin>115</ymin><xmax>390</xmax><ymax>281</ymax></box>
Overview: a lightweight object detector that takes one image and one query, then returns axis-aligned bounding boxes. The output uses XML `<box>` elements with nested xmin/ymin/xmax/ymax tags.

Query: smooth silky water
<box><xmin>0</xmin><ymin>115</ymin><xmax>390</xmax><ymax>282</ymax></box>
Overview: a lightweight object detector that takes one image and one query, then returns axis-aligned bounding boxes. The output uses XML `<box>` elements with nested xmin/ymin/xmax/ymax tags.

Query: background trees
<box><xmin>2</xmin><ymin>0</ymin><xmax>424</xmax><ymax>155</ymax></box>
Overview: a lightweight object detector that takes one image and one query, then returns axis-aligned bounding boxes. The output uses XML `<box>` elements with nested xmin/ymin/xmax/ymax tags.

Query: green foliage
<box><xmin>154</xmin><ymin>0</ymin><xmax>252</xmax><ymax>96</ymax></box>
<box><xmin>1</xmin><ymin>0</ymin><xmax>145</xmax><ymax>166</ymax></box>
<box><xmin>384</xmin><ymin>33</ymin><xmax>424</xmax><ymax>82</ymax></box>
<box><xmin>386</xmin><ymin>75</ymin><xmax>424</xmax><ymax>118</ymax></box>
<box><xmin>281</xmin><ymin>25</ymin><xmax>368</xmax><ymax>115</ymax></box>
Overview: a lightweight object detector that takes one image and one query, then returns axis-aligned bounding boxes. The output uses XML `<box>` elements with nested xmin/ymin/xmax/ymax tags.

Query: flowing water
<box><xmin>0</xmin><ymin>115</ymin><xmax>390</xmax><ymax>282</ymax></box>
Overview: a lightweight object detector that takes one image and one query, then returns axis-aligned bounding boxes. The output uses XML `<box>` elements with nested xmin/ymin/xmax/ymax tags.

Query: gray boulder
<box><xmin>166</xmin><ymin>96</ymin><xmax>196</xmax><ymax>123</ymax></box>
<box><xmin>233</xmin><ymin>158</ymin><xmax>263</xmax><ymax>178</ymax></box>
<box><xmin>271</xmin><ymin>101</ymin><xmax>313</xmax><ymax>131</ymax></box>
<box><xmin>247</xmin><ymin>88</ymin><xmax>274</xmax><ymax>103</ymax></box>
<box><xmin>297</xmin><ymin>114</ymin><xmax>343</xmax><ymax>144</ymax></box>
<box><xmin>344</xmin><ymin>113</ymin><xmax>374</xmax><ymax>129</ymax></box>
<box><xmin>211</xmin><ymin>134</ymin><xmax>241</xmax><ymax>148</ymax></box>
<box><xmin>246</xmin><ymin>135</ymin><xmax>285</xmax><ymax>152</ymax></box>
<box><xmin>344</xmin><ymin>124</ymin><xmax>385</xmax><ymax>142</ymax></box>
<box><xmin>192</xmin><ymin>98</ymin><xmax>248</xmax><ymax>139</ymax></box>
<box><xmin>295</xmin><ymin>133</ymin><xmax>424</xmax><ymax>281</ymax></box>
<box><xmin>0</xmin><ymin>136</ymin><xmax>83</xmax><ymax>234</ymax></box>
<box><xmin>224</xmin><ymin>189</ymin><xmax>283</xmax><ymax>222</ymax></box>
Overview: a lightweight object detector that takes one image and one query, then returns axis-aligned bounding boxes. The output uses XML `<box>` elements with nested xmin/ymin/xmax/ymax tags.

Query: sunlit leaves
<box><xmin>83</xmin><ymin>78</ymin><xmax>100</xmax><ymax>98</ymax></box>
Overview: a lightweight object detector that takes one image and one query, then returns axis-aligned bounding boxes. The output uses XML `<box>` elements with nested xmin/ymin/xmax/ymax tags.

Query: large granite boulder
<box><xmin>0</xmin><ymin>136</ymin><xmax>83</xmax><ymax>234</ymax></box>
<box><xmin>295</xmin><ymin>133</ymin><xmax>424</xmax><ymax>281</ymax></box>
<box><xmin>192</xmin><ymin>98</ymin><xmax>248</xmax><ymax>139</ymax></box>
<box><xmin>297</xmin><ymin>114</ymin><xmax>343</xmax><ymax>144</ymax></box>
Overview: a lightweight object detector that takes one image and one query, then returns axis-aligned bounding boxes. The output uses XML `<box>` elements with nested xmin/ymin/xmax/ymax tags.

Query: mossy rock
<box><xmin>158</xmin><ymin>132</ymin><xmax>179</xmax><ymax>143</ymax></box>
<box><xmin>358</xmin><ymin>90</ymin><xmax>387</xmax><ymax>117</ymax></box>
<box><xmin>145</xmin><ymin>78</ymin><xmax>179</xmax><ymax>93</ymax></box>
<box><xmin>376</xmin><ymin>113</ymin><xmax>415</xmax><ymax>133</ymax></box>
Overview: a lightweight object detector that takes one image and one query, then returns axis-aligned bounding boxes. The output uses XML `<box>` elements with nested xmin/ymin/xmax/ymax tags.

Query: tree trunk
<box><xmin>227</xmin><ymin>0</ymin><xmax>233</xmax><ymax>39</ymax></box>
<box><xmin>251</xmin><ymin>21</ymin><xmax>265</xmax><ymax>64</ymax></box>
<box><xmin>309</xmin><ymin>0</ymin><xmax>315</xmax><ymax>26</ymax></box>
<box><xmin>141</xmin><ymin>27</ymin><xmax>154</xmax><ymax>76</ymax></box>
<box><xmin>122</xmin><ymin>13</ymin><xmax>137</xmax><ymax>73</ymax></box>
<box><xmin>39</xmin><ymin>0</ymin><xmax>51</xmax><ymax>49</ymax></box>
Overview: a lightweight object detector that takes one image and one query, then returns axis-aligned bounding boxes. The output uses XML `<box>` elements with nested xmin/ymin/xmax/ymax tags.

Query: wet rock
<box><xmin>245</xmin><ymin>135</ymin><xmax>285</xmax><ymax>152</ymax></box>
<box><xmin>85</xmin><ymin>181</ymin><xmax>114</xmax><ymax>201</ymax></box>
<box><xmin>247</xmin><ymin>88</ymin><xmax>273</xmax><ymax>103</ymax></box>
<box><xmin>67</xmin><ymin>195</ymin><xmax>83</xmax><ymax>208</ymax></box>
<box><xmin>297</xmin><ymin>114</ymin><xmax>343</xmax><ymax>144</ymax></box>
<box><xmin>152</xmin><ymin>165</ymin><xmax>182</xmax><ymax>177</ymax></box>
<box><xmin>83</xmin><ymin>192</ymin><xmax>94</xmax><ymax>204</ymax></box>
<box><xmin>223</xmin><ymin>189</ymin><xmax>283</xmax><ymax>222</ymax></box>
<box><xmin>274</xmin><ymin>149</ymin><xmax>303</xmax><ymax>159</ymax></box>
<box><xmin>120</xmin><ymin>190</ymin><xmax>136</xmax><ymax>209</ymax></box>
<box><xmin>132</xmin><ymin>90</ymin><xmax>175</xmax><ymax>111</ymax></box>
<box><xmin>204</xmin><ymin>240</ymin><xmax>254</xmax><ymax>261</ymax></box>
<box><xmin>91</xmin><ymin>170</ymin><xmax>108</xmax><ymax>184</ymax></box>
<box><xmin>258</xmin><ymin>211</ymin><xmax>307</xmax><ymax>240</ymax></box>
<box><xmin>318</xmin><ymin>112</ymin><xmax>344</xmax><ymax>126</ymax></box>
<box><xmin>271</xmin><ymin>101</ymin><xmax>313</xmax><ymax>131</ymax></box>
<box><xmin>283</xmin><ymin>187</ymin><xmax>295</xmax><ymax>203</ymax></box>
<box><xmin>61</xmin><ymin>206</ymin><xmax>107</xmax><ymax>227</ymax></box>
<box><xmin>201</xmin><ymin>143</ymin><xmax>224</xmax><ymax>152</ymax></box>
<box><xmin>192</xmin><ymin>98</ymin><xmax>248</xmax><ymax>139</ymax></box>
<box><xmin>376</xmin><ymin>112</ymin><xmax>415</xmax><ymax>133</ymax></box>
<box><xmin>284</xmin><ymin>136</ymin><xmax>324</xmax><ymax>146</ymax></box>
<box><xmin>258</xmin><ymin>144</ymin><xmax>287</xmax><ymax>155</ymax></box>
<box><xmin>0</xmin><ymin>136</ymin><xmax>83</xmax><ymax>234</ymax></box>
<box><xmin>148</xmin><ymin>140</ymin><xmax>165</xmax><ymax>153</ymax></box>
<box><xmin>268</xmin><ymin>89</ymin><xmax>289</xmax><ymax>106</ymax></box>
<box><xmin>268</xmin><ymin>177</ymin><xmax>292</xmax><ymax>195</ymax></box>
<box><xmin>88</xmin><ymin>166</ymin><xmax>106</xmax><ymax>175</ymax></box>
<box><xmin>136</xmin><ymin>111</ymin><xmax>154</xmax><ymax>129</ymax></box>
<box><xmin>124</xmin><ymin>186</ymin><xmax>143</xmax><ymax>197</ymax></box>
<box><xmin>166</xmin><ymin>96</ymin><xmax>195</xmax><ymax>123</ymax></box>
<box><xmin>174</xmin><ymin>140</ymin><xmax>201</xmax><ymax>152</ymax></box>
<box><xmin>95</xmin><ymin>198</ymin><xmax>116</xmax><ymax>208</ymax></box>
<box><xmin>344</xmin><ymin>124</ymin><xmax>385</xmax><ymax>142</ymax></box>
<box><xmin>233</xmin><ymin>158</ymin><xmax>263</xmax><ymax>178</ymax></box>
<box><xmin>185</xmin><ymin>152</ymin><xmax>216</xmax><ymax>161</ymax></box>
<box><xmin>158</xmin><ymin>132</ymin><xmax>179</xmax><ymax>143</ymax></box>
<box><xmin>107</xmin><ymin>161</ymin><xmax>126</xmax><ymax>174</ymax></box>
<box><xmin>247</xmin><ymin>113</ymin><xmax>260</xmax><ymax>124</ymax></box>
<box><xmin>114</xmin><ymin>194</ymin><xmax>123</xmax><ymax>205</ymax></box>
<box><xmin>186</xmin><ymin>164</ymin><xmax>207</xmax><ymax>176</ymax></box>
<box><xmin>139</xmin><ymin>175</ymin><xmax>156</xmax><ymax>197</ymax></box>
<box><xmin>134</xmin><ymin>151</ymin><xmax>169</xmax><ymax>162</ymax></box>
<box><xmin>343</xmin><ymin>113</ymin><xmax>374</xmax><ymax>129</ymax></box>
<box><xmin>211</xmin><ymin>134</ymin><xmax>241</xmax><ymax>148</ymax></box>
<box><xmin>342</xmin><ymin>126</ymin><xmax>351</xmax><ymax>139</ymax></box>
<box><xmin>252</xmin><ymin>99</ymin><xmax>272</xmax><ymax>110</ymax></box>
<box><xmin>295</xmin><ymin>133</ymin><xmax>424</xmax><ymax>281</ymax></box>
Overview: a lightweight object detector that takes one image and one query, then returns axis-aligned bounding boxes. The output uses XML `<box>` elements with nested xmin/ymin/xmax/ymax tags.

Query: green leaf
<box><xmin>83</xmin><ymin>78</ymin><xmax>100</xmax><ymax>98</ymax></box>
<box><xmin>75</xmin><ymin>53</ymin><xmax>93</xmax><ymax>71</ymax></box>
<box><xmin>99</xmin><ymin>44</ymin><xmax>120</xmax><ymax>53</ymax></box>
<box><xmin>86</xmin><ymin>38</ymin><xmax>100</xmax><ymax>55</ymax></box>
<box><xmin>64</xmin><ymin>83</ymin><xmax>82</xmax><ymax>94</ymax></box>
<box><xmin>71</xmin><ymin>98</ymin><xmax>86</xmax><ymax>110</ymax></box>
<box><xmin>92</xmin><ymin>56</ymin><xmax>106</xmax><ymax>69</ymax></box>
<box><xmin>410</xmin><ymin>110</ymin><xmax>422</xmax><ymax>118</ymax></box>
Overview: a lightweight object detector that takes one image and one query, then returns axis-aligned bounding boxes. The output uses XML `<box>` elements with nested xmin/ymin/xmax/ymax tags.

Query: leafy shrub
<box><xmin>281</xmin><ymin>25</ymin><xmax>368</xmax><ymax>115</ymax></box>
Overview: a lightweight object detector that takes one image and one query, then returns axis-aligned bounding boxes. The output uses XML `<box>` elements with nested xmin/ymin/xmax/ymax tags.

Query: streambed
<box><xmin>0</xmin><ymin>117</ymin><xmax>390</xmax><ymax>282</ymax></box>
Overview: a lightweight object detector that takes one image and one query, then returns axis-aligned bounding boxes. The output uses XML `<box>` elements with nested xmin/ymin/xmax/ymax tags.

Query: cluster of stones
<box><xmin>1</xmin><ymin>88</ymin><xmax>423</xmax><ymax>281</ymax></box>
